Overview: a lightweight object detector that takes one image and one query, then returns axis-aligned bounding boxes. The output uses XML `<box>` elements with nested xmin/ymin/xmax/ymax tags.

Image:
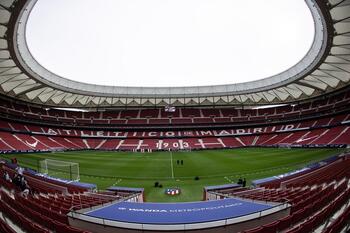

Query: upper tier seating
<box><xmin>0</xmin><ymin>89</ymin><xmax>349</xmax><ymax>128</ymax></box>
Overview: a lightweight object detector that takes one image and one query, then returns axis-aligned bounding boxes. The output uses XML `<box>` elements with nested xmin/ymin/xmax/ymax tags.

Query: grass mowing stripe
<box><xmin>1</xmin><ymin>148</ymin><xmax>343</xmax><ymax>202</ymax></box>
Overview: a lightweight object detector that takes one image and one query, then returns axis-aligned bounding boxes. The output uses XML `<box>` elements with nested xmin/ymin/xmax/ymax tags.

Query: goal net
<box><xmin>278</xmin><ymin>143</ymin><xmax>292</xmax><ymax>149</ymax></box>
<box><xmin>177</xmin><ymin>147</ymin><xmax>192</xmax><ymax>152</ymax></box>
<box><xmin>39</xmin><ymin>159</ymin><xmax>80</xmax><ymax>181</ymax></box>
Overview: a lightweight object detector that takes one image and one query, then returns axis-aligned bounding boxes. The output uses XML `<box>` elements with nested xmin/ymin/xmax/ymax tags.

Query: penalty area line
<box><xmin>224</xmin><ymin>176</ymin><xmax>234</xmax><ymax>183</ymax></box>
<box><xmin>113</xmin><ymin>179</ymin><xmax>122</xmax><ymax>186</ymax></box>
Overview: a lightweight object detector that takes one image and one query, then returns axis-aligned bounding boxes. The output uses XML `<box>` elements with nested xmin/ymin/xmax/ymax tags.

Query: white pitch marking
<box><xmin>113</xmin><ymin>179</ymin><xmax>122</xmax><ymax>186</ymax></box>
<box><xmin>224</xmin><ymin>176</ymin><xmax>234</xmax><ymax>183</ymax></box>
<box><xmin>170</xmin><ymin>151</ymin><xmax>174</xmax><ymax>179</ymax></box>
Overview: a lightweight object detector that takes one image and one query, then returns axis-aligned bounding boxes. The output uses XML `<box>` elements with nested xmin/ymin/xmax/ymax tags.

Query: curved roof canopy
<box><xmin>0</xmin><ymin>0</ymin><xmax>349</xmax><ymax>107</ymax></box>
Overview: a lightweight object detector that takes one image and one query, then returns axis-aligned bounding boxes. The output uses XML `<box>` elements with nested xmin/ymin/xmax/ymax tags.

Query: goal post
<box><xmin>39</xmin><ymin>159</ymin><xmax>80</xmax><ymax>181</ymax></box>
<box><xmin>278</xmin><ymin>143</ymin><xmax>292</xmax><ymax>149</ymax></box>
<box><xmin>179</xmin><ymin>147</ymin><xmax>192</xmax><ymax>152</ymax></box>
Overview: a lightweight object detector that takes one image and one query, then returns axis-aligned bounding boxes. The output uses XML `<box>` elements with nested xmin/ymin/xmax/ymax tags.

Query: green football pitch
<box><xmin>1</xmin><ymin>148</ymin><xmax>343</xmax><ymax>202</ymax></box>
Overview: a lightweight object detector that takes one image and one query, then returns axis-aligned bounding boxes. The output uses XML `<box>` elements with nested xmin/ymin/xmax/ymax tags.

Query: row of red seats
<box><xmin>323</xmin><ymin>200</ymin><xmax>350</xmax><ymax>233</ymax></box>
<box><xmin>0</xmin><ymin>125</ymin><xmax>349</xmax><ymax>152</ymax></box>
<box><xmin>290</xmin><ymin>184</ymin><xmax>339</xmax><ymax>213</ymax></box>
<box><xmin>27</xmin><ymin>195</ymin><xmax>72</xmax><ymax>217</ymax></box>
<box><xmin>3</xmin><ymin>163</ymin><xmax>89</xmax><ymax>195</ymax></box>
<box><xmin>2</xmin><ymin>89</ymin><xmax>349</xmax><ymax>120</ymax></box>
<box><xmin>243</xmin><ymin>182</ymin><xmax>350</xmax><ymax>233</ymax></box>
<box><xmin>0</xmin><ymin>170</ymin><xmax>129</xmax><ymax>233</ymax></box>
<box><xmin>0</xmin><ymin>190</ymin><xmax>89</xmax><ymax>233</ymax></box>
<box><xmin>0</xmin><ymin>217</ymin><xmax>16</xmax><ymax>233</ymax></box>
<box><xmin>0</xmin><ymin>166</ymin><xmax>125</xmax><ymax>233</ymax></box>
<box><xmin>34</xmin><ymin>193</ymin><xmax>116</xmax><ymax>213</ymax></box>
<box><xmin>282</xmin><ymin>158</ymin><xmax>350</xmax><ymax>188</ymax></box>
<box><xmin>259</xmin><ymin>169</ymin><xmax>312</xmax><ymax>189</ymax></box>
<box><xmin>1</xmin><ymin>106</ymin><xmax>348</xmax><ymax>127</ymax></box>
<box><xmin>3</xmin><ymin>165</ymin><xmax>68</xmax><ymax>194</ymax></box>
<box><xmin>0</xmin><ymin>193</ymin><xmax>49</xmax><ymax>233</ymax></box>
<box><xmin>26</xmin><ymin>172</ymin><xmax>88</xmax><ymax>194</ymax></box>
<box><xmin>286</xmin><ymin>187</ymin><xmax>350</xmax><ymax>233</ymax></box>
<box><xmin>259</xmin><ymin>156</ymin><xmax>350</xmax><ymax>189</ymax></box>
<box><xmin>1</xmin><ymin>94</ymin><xmax>349</xmax><ymax>130</ymax></box>
<box><xmin>233</xmin><ymin>186</ymin><xmax>317</xmax><ymax>204</ymax></box>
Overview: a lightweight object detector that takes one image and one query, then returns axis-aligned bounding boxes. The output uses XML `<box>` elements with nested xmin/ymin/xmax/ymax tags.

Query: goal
<box><xmin>39</xmin><ymin>159</ymin><xmax>80</xmax><ymax>181</ymax></box>
<box><xmin>177</xmin><ymin>147</ymin><xmax>192</xmax><ymax>152</ymax></box>
<box><xmin>278</xmin><ymin>143</ymin><xmax>292</xmax><ymax>149</ymax></box>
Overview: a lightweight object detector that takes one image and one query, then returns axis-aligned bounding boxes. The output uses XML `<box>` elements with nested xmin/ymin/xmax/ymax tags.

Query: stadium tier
<box><xmin>0</xmin><ymin>90</ymin><xmax>349</xmax><ymax>127</ymax></box>
<box><xmin>0</xmin><ymin>88</ymin><xmax>349</xmax><ymax>152</ymax></box>
<box><xmin>0</xmin><ymin>113</ymin><xmax>349</xmax><ymax>152</ymax></box>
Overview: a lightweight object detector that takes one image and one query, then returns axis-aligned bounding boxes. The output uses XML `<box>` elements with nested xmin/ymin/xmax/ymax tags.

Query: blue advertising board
<box><xmin>86</xmin><ymin>198</ymin><xmax>274</xmax><ymax>224</ymax></box>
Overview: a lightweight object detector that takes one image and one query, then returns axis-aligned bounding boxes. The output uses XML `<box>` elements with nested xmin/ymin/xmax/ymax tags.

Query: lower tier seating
<box><xmin>258</xmin><ymin>156</ymin><xmax>350</xmax><ymax>189</ymax></box>
<box><xmin>208</xmin><ymin>155</ymin><xmax>350</xmax><ymax>233</ymax></box>
<box><xmin>0</xmin><ymin>175</ymin><xmax>128</xmax><ymax>233</ymax></box>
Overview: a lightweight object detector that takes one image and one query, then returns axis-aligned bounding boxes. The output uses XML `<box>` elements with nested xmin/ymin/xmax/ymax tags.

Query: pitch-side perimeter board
<box><xmin>68</xmin><ymin>198</ymin><xmax>290</xmax><ymax>232</ymax></box>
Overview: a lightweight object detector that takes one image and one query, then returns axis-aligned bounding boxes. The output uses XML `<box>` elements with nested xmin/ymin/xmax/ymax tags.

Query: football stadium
<box><xmin>0</xmin><ymin>0</ymin><xmax>350</xmax><ymax>232</ymax></box>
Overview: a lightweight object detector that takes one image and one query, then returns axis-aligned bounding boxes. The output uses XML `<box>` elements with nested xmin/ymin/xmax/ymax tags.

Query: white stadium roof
<box><xmin>0</xmin><ymin>0</ymin><xmax>350</xmax><ymax>108</ymax></box>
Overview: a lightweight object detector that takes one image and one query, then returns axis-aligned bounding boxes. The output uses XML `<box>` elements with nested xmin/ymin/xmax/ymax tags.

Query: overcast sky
<box><xmin>26</xmin><ymin>0</ymin><xmax>314</xmax><ymax>87</ymax></box>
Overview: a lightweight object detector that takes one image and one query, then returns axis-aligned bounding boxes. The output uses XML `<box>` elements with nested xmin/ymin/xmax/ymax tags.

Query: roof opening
<box><xmin>26</xmin><ymin>0</ymin><xmax>314</xmax><ymax>87</ymax></box>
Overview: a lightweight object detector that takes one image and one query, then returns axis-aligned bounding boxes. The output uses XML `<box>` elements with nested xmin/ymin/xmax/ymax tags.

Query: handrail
<box><xmin>68</xmin><ymin>192</ymin><xmax>141</xmax><ymax>213</ymax></box>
